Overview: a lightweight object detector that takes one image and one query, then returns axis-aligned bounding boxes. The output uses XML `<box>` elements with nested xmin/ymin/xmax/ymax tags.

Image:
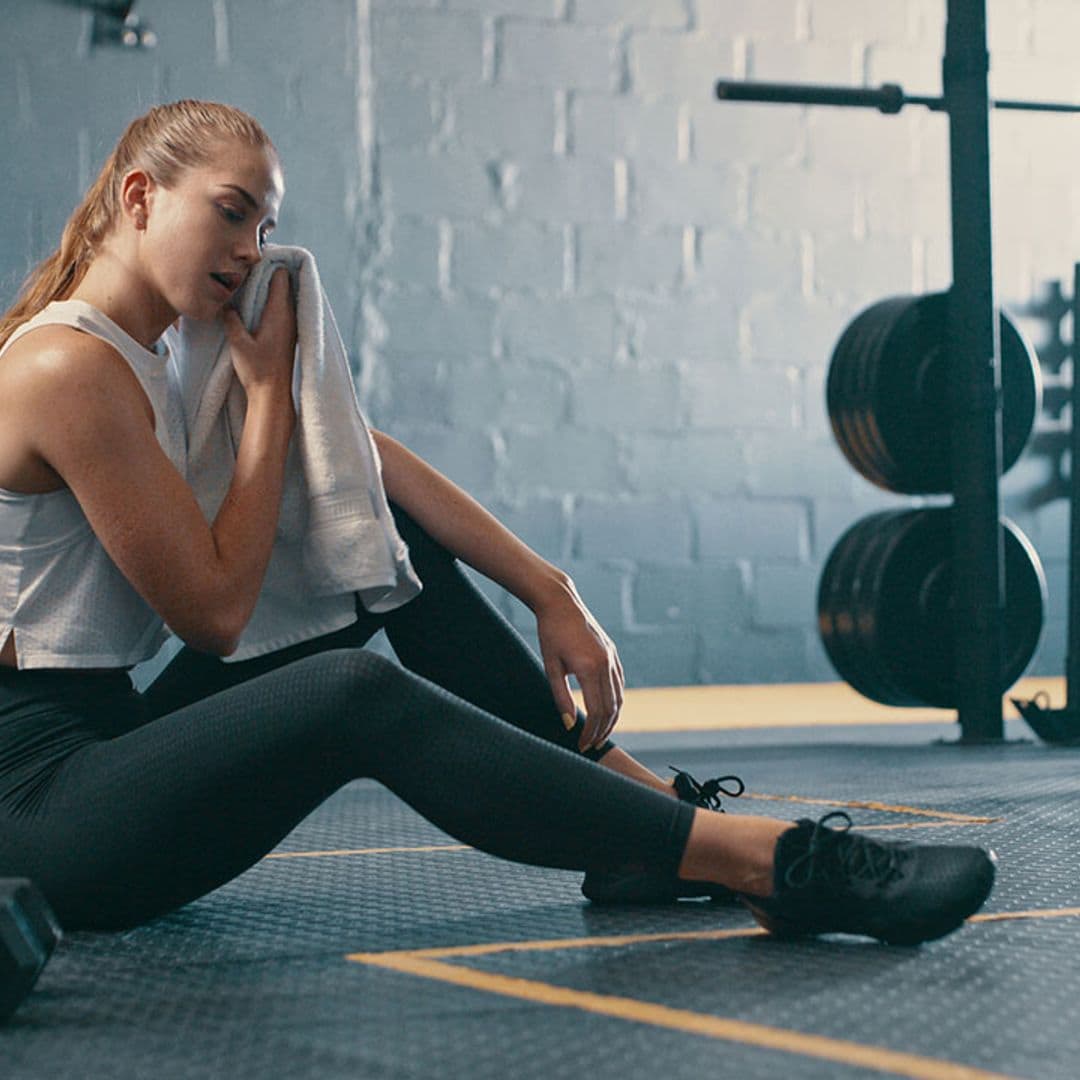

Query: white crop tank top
<box><xmin>0</xmin><ymin>300</ymin><xmax>188</xmax><ymax>669</ymax></box>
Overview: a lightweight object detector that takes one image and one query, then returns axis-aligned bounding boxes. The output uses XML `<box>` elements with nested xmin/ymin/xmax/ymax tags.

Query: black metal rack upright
<box><xmin>714</xmin><ymin>0</ymin><xmax>1080</xmax><ymax>742</ymax></box>
<box><xmin>941</xmin><ymin>2</ymin><xmax>1002</xmax><ymax>742</ymax></box>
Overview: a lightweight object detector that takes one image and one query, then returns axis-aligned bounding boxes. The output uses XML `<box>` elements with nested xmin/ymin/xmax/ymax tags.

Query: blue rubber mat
<box><xmin>4</xmin><ymin>728</ymin><xmax>1077</xmax><ymax>1080</ymax></box>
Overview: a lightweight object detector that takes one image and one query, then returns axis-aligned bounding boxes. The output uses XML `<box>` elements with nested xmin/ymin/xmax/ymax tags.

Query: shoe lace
<box><xmin>783</xmin><ymin>811</ymin><xmax>904</xmax><ymax>889</ymax></box>
<box><xmin>668</xmin><ymin>767</ymin><xmax>745</xmax><ymax>811</ymax></box>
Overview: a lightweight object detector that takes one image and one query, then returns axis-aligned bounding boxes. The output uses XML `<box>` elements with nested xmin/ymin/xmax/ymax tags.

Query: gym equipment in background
<box><xmin>818</xmin><ymin>293</ymin><xmax>1046</xmax><ymax>710</ymax></box>
<box><xmin>819</xmin><ymin>509</ymin><xmax>1046</xmax><ymax>709</ymax></box>
<box><xmin>716</xmin><ymin>0</ymin><xmax>1078</xmax><ymax>740</ymax></box>
<box><xmin>827</xmin><ymin>294</ymin><xmax>1042</xmax><ymax>495</ymax></box>
<box><xmin>1013</xmin><ymin>265</ymin><xmax>1080</xmax><ymax>743</ymax></box>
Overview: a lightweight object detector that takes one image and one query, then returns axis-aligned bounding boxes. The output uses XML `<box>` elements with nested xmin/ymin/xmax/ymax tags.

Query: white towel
<box><xmin>169</xmin><ymin>244</ymin><xmax>421</xmax><ymax>661</ymax></box>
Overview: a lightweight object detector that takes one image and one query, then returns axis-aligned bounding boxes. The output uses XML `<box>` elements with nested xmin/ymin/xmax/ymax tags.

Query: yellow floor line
<box><xmin>856</xmin><ymin>821</ymin><xmax>990</xmax><ymax>832</ymax></box>
<box><xmin>354</xmin><ymin>926</ymin><xmax>766</xmax><ymax>962</ymax></box>
<box><xmin>743</xmin><ymin>793</ymin><xmax>999</xmax><ymax>823</ymax></box>
<box><xmin>971</xmin><ymin>907</ymin><xmax>1080</xmax><ymax>924</ymax></box>
<box><xmin>349</xmin><ymin>906</ymin><xmax>1080</xmax><ymax>965</ymax></box>
<box><xmin>349</xmin><ymin>949</ymin><xmax>1015</xmax><ymax>1080</ymax></box>
<box><xmin>349</xmin><ymin>908</ymin><xmax>1080</xmax><ymax>1080</ymax></box>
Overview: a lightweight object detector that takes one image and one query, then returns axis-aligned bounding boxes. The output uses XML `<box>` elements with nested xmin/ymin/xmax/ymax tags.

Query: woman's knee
<box><xmin>283</xmin><ymin>647</ymin><xmax>413</xmax><ymax>714</ymax></box>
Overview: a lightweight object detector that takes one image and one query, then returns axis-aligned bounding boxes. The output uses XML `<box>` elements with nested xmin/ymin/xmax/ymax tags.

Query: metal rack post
<box><xmin>942</xmin><ymin>0</ymin><xmax>1005</xmax><ymax>742</ymax></box>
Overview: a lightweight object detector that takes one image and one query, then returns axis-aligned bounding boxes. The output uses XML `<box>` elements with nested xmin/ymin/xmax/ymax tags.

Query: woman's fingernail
<box><xmin>562</xmin><ymin>713</ymin><xmax>575</xmax><ymax>731</ymax></box>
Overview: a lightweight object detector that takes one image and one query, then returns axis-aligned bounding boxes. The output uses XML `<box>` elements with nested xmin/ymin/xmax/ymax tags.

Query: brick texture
<box><xmin>0</xmin><ymin>0</ymin><xmax>1071</xmax><ymax>689</ymax></box>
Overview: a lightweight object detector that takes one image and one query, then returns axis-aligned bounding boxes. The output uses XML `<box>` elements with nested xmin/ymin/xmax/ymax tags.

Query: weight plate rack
<box><xmin>715</xmin><ymin>0</ymin><xmax>1080</xmax><ymax>740</ymax></box>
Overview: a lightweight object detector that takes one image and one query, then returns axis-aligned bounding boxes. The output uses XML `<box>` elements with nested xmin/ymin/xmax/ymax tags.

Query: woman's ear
<box><xmin>119</xmin><ymin>168</ymin><xmax>155</xmax><ymax>231</ymax></box>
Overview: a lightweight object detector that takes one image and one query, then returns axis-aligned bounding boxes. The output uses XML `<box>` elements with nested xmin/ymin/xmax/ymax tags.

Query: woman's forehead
<box><xmin>198</xmin><ymin>143</ymin><xmax>283</xmax><ymax>211</ymax></box>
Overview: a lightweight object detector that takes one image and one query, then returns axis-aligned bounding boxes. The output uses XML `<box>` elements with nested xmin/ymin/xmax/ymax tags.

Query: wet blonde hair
<box><xmin>0</xmin><ymin>99</ymin><xmax>277</xmax><ymax>350</ymax></box>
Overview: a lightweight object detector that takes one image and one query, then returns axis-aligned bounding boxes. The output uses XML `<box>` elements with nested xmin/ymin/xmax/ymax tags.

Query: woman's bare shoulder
<box><xmin>0</xmin><ymin>324</ymin><xmax>151</xmax><ymax>420</ymax></box>
<box><xmin>1</xmin><ymin>323</ymin><xmax>126</xmax><ymax>382</ymax></box>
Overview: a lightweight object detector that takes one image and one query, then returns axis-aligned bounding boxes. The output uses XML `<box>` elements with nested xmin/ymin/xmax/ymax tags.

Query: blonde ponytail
<box><xmin>0</xmin><ymin>100</ymin><xmax>276</xmax><ymax>350</ymax></box>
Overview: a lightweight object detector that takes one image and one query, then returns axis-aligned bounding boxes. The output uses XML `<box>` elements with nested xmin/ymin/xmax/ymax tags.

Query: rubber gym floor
<box><xmin>4</xmin><ymin>677</ymin><xmax>1078</xmax><ymax>1080</ymax></box>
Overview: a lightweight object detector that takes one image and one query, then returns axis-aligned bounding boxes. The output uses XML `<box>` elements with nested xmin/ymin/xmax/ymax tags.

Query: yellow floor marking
<box><xmin>971</xmin><ymin>907</ymin><xmax>1080</xmax><ymax>924</ymax></box>
<box><xmin>857</xmin><ymin>821</ymin><xmax>988</xmax><ymax>832</ymax></box>
<box><xmin>349</xmin><ymin>906</ymin><xmax>1080</xmax><ymax>967</ymax></box>
<box><xmin>349</xmin><ymin>947</ymin><xmax>1015</xmax><ymax>1080</ymax></box>
<box><xmin>265</xmin><ymin>844</ymin><xmax>470</xmax><ymax>860</ymax></box>
<box><xmin>349</xmin><ymin>910</ymin><xmax>1080</xmax><ymax>1079</ymax></box>
<box><xmin>352</xmin><ymin>926</ymin><xmax>766</xmax><ymax>963</ymax></box>
<box><xmin>743</xmin><ymin>793</ymin><xmax>998</xmax><ymax>823</ymax></box>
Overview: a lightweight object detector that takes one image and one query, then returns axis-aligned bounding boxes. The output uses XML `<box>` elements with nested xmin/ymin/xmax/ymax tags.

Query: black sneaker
<box><xmin>741</xmin><ymin>812</ymin><xmax>997</xmax><ymax>945</ymax></box>
<box><xmin>582</xmin><ymin>769</ymin><xmax>745</xmax><ymax>905</ymax></box>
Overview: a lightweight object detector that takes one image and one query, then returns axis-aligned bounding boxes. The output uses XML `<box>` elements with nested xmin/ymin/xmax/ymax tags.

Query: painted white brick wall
<box><xmin>1</xmin><ymin>0</ymin><xmax>1077</xmax><ymax>689</ymax></box>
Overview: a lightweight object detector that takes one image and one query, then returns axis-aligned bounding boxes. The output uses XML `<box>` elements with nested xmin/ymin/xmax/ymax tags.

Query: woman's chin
<box><xmin>178</xmin><ymin>296</ymin><xmax>231</xmax><ymax>324</ymax></box>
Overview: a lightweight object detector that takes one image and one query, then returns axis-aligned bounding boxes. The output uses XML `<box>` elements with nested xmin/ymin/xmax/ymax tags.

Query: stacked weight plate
<box><xmin>826</xmin><ymin>292</ymin><xmax>1042</xmax><ymax>493</ymax></box>
<box><xmin>818</xmin><ymin>509</ymin><xmax>1047</xmax><ymax>708</ymax></box>
<box><xmin>820</xmin><ymin>293</ymin><xmax>1047</xmax><ymax>708</ymax></box>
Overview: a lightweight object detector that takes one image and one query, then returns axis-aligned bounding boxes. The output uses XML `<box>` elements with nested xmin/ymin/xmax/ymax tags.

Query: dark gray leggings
<box><xmin>0</xmin><ymin>508</ymin><xmax>693</xmax><ymax>930</ymax></box>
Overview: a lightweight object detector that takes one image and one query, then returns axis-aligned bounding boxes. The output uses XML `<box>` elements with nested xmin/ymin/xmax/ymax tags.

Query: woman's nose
<box><xmin>235</xmin><ymin>230</ymin><xmax>262</xmax><ymax>263</ymax></box>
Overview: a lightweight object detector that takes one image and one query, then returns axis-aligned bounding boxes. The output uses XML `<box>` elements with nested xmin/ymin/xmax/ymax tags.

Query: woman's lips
<box><xmin>210</xmin><ymin>273</ymin><xmax>238</xmax><ymax>297</ymax></box>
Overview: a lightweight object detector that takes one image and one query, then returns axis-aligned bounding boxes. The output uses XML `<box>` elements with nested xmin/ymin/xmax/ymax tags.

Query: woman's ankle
<box><xmin>677</xmin><ymin>813</ymin><xmax>790</xmax><ymax>896</ymax></box>
<box><xmin>598</xmin><ymin>747</ymin><xmax>680</xmax><ymax>798</ymax></box>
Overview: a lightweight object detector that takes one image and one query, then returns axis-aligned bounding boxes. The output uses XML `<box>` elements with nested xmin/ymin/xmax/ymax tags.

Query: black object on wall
<box><xmin>55</xmin><ymin>1</ymin><xmax>157</xmax><ymax>49</ymax></box>
<box><xmin>1013</xmin><ymin>264</ymin><xmax>1080</xmax><ymax>743</ymax></box>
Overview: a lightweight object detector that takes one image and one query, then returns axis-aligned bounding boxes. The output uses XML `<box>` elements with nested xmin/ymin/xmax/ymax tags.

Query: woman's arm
<box><xmin>3</xmin><ymin>273</ymin><xmax>297</xmax><ymax>656</ymax></box>
<box><xmin>373</xmin><ymin>430</ymin><xmax>623</xmax><ymax>750</ymax></box>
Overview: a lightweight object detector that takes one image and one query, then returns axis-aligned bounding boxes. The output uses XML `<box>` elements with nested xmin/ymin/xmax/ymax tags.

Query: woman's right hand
<box><xmin>223</xmin><ymin>267</ymin><xmax>297</xmax><ymax>399</ymax></box>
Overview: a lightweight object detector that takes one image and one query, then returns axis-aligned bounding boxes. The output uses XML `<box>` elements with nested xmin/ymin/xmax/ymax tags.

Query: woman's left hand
<box><xmin>534</xmin><ymin>581</ymin><xmax>625</xmax><ymax>752</ymax></box>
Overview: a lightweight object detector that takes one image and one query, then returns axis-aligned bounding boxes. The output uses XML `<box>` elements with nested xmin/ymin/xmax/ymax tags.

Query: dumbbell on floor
<box><xmin>1</xmin><ymin>878</ymin><xmax>61</xmax><ymax>1024</ymax></box>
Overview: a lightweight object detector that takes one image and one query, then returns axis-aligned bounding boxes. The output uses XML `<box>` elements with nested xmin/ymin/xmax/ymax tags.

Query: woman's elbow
<box><xmin>175</xmin><ymin>608</ymin><xmax>246</xmax><ymax>658</ymax></box>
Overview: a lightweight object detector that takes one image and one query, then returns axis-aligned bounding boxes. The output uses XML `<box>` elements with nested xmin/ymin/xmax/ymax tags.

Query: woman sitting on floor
<box><xmin>0</xmin><ymin>99</ymin><xmax>994</xmax><ymax>943</ymax></box>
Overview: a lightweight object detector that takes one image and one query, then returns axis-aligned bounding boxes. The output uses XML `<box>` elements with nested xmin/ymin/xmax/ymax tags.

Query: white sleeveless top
<box><xmin>0</xmin><ymin>300</ymin><xmax>187</xmax><ymax>669</ymax></box>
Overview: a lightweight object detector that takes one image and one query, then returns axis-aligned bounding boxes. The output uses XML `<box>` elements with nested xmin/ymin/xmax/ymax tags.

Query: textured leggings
<box><xmin>0</xmin><ymin>507</ymin><xmax>694</xmax><ymax>931</ymax></box>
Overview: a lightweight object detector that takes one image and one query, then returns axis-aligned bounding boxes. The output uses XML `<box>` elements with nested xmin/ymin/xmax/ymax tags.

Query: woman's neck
<box><xmin>68</xmin><ymin>250</ymin><xmax>176</xmax><ymax>350</ymax></box>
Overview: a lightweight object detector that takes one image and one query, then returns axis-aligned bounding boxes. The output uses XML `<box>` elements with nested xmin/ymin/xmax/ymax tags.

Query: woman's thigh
<box><xmin>4</xmin><ymin>647</ymin><xmax>687</xmax><ymax>932</ymax></box>
<box><xmin>6</xmin><ymin>649</ymin><xmax>401</xmax><ymax>930</ymax></box>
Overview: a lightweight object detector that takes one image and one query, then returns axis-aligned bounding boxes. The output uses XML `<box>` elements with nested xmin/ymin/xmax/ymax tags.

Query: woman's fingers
<box><xmin>259</xmin><ymin>268</ymin><xmax>296</xmax><ymax>339</ymax></box>
<box><xmin>222</xmin><ymin>304</ymin><xmax>251</xmax><ymax>345</ymax></box>
<box><xmin>578</xmin><ymin>660</ymin><xmax>618</xmax><ymax>752</ymax></box>
<box><xmin>543</xmin><ymin>658</ymin><xmax>576</xmax><ymax>725</ymax></box>
<box><xmin>535</xmin><ymin>592</ymin><xmax>624</xmax><ymax>752</ymax></box>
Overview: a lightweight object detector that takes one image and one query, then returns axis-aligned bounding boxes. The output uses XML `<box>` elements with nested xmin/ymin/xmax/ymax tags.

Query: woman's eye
<box><xmin>220</xmin><ymin>206</ymin><xmax>244</xmax><ymax>223</ymax></box>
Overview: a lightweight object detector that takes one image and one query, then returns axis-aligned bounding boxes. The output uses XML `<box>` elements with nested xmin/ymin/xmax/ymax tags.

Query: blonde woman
<box><xmin>0</xmin><ymin>100</ymin><xmax>994</xmax><ymax>941</ymax></box>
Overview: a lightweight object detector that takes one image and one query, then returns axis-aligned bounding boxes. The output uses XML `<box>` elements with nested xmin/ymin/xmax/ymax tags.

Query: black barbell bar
<box><xmin>714</xmin><ymin>78</ymin><xmax>1080</xmax><ymax>115</ymax></box>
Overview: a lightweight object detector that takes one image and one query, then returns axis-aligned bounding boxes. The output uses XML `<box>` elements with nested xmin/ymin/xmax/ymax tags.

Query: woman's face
<box><xmin>138</xmin><ymin>138</ymin><xmax>284</xmax><ymax>321</ymax></box>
